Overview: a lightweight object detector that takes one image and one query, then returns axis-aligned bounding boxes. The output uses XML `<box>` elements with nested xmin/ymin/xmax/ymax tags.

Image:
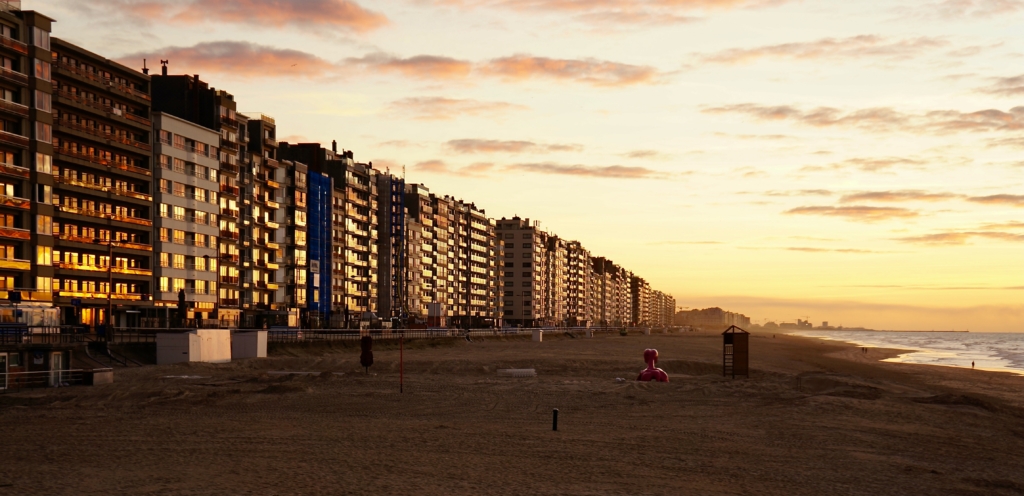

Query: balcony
<box><xmin>54</xmin><ymin>60</ymin><xmax>151</xmax><ymax>101</ymax></box>
<box><xmin>220</xmin><ymin>161</ymin><xmax>239</xmax><ymax>174</ymax></box>
<box><xmin>0</xmin><ymin>35</ymin><xmax>28</xmax><ymax>55</ymax></box>
<box><xmin>266</xmin><ymin>180</ymin><xmax>280</xmax><ymax>189</ymax></box>
<box><xmin>264</xmin><ymin>137</ymin><xmax>277</xmax><ymax>148</ymax></box>
<box><xmin>220</xmin><ymin>208</ymin><xmax>239</xmax><ymax>219</ymax></box>
<box><xmin>219</xmin><ymin>298</ymin><xmax>239</xmax><ymax>307</ymax></box>
<box><xmin>54</xmin><ymin>291</ymin><xmax>144</xmax><ymax>301</ymax></box>
<box><xmin>219</xmin><ymin>254</ymin><xmax>240</xmax><ymax>263</ymax></box>
<box><xmin>0</xmin><ymin>98</ymin><xmax>28</xmax><ymax>118</ymax></box>
<box><xmin>219</xmin><ymin>229</ymin><xmax>239</xmax><ymax>240</ymax></box>
<box><xmin>0</xmin><ymin>129</ymin><xmax>28</xmax><ymax>148</ymax></box>
<box><xmin>0</xmin><ymin>161</ymin><xmax>28</xmax><ymax>179</ymax></box>
<box><xmin>0</xmin><ymin>289</ymin><xmax>51</xmax><ymax>302</ymax></box>
<box><xmin>56</xmin><ymin>205</ymin><xmax>152</xmax><ymax>227</ymax></box>
<box><xmin>267</xmin><ymin>283</ymin><xmax>279</xmax><ymax>290</ymax></box>
<box><xmin>220</xmin><ymin>183</ymin><xmax>239</xmax><ymax>196</ymax></box>
<box><xmin>54</xmin><ymin>176</ymin><xmax>152</xmax><ymax>202</ymax></box>
<box><xmin>54</xmin><ymin>262</ymin><xmax>152</xmax><ymax>276</ymax></box>
<box><xmin>0</xmin><ymin>66</ymin><xmax>27</xmax><ymax>86</ymax></box>
<box><xmin>54</xmin><ymin>89</ymin><xmax>151</xmax><ymax>127</ymax></box>
<box><xmin>220</xmin><ymin>275</ymin><xmax>239</xmax><ymax>285</ymax></box>
<box><xmin>266</xmin><ymin>200</ymin><xmax>280</xmax><ymax>209</ymax></box>
<box><xmin>266</xmin><ymin>220</ymin><xmax>280</xmax><ymax>229</ymax></box>
<box><xmin>0</xmin><ymin>257</ymin><xmax>30</xmax><ymax>270</ymax></box>
<box><xmin>0</xmin><ymin>194</ymin><xmax>30</xmax><ymax>210</ymax></box>
<box><xmin>55</xmin><ymin>148</ymin><xmax>152</xmax><ymax>176</ymax></box>
<box><xmin>267</xmin><ymin>262</ymin><xmax>279</xmax><ymax>270</ymax></box>
<box><xmin>266</xmin><ymin>241</ymin><xmax>279</xmax><ymax>250</ymax></box>
<box><xmin>58</xmin><ymin>119</ymin><xmax>152</xmax><ymax>152</ymax></box>
<box><xmin>0</xmin><ymin>226</ymin><xmax>29</xmax><ymax>240</ymax></box>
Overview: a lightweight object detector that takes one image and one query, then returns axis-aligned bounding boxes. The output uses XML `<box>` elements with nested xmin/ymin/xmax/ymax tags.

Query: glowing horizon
<box><xmin>34</xmin><ymin>0</ymin><xmax>1024</xmax><ymax>331</ymax></box>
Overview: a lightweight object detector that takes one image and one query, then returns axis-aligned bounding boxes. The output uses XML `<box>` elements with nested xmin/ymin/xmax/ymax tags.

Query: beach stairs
<box><xmin>85</xmin><ymin>341</ymin><xmax>141</xmax><ymax>368</ymax></box>
<box><xmin>723</xmin><ymin>345</ymin><xmax>734</xmax><ymax>377</ymax></box>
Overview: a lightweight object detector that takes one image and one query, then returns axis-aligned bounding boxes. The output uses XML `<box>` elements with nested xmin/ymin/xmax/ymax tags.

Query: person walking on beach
<box><xmin>972</xmin><ymin>361</ymin><xmax>975</xmax><ymax>369</ymax></box>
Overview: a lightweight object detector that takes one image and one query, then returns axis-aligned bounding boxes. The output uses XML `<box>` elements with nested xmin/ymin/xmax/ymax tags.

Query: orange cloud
<box><xmin>346</xmin><ymin>53</ymin><xmax>473</xmax><ymax>79</ymax></box>
<box><xmin>840</xmin><ymin>191</ymin><xmax>960</xmax><ymax>203</ymax></box>
<box><xmin>784</xmin><ymin>205</ymin><xmax>919</xmax><ymax>222</ymax></box>
<box><xmin>445</xmin><ymin>139</ymin><xmax>582</xmax><ymax>154</ymax></box>
<box><xmin>429</xmin><ymin>0</ymin><xmax>790</xmax><ymax>26</ymax></box>
<box><xmin>482</xmin><ymin>55</ymin><xmax>659</xmax><ymax>86</ymax></box>
<box><xmin>121</xmin><ymin>41</ymin><xmax>334</xmax><ymax>79</ymax></box>
<box><xmin>967</xmin><ymin>194</ymin><xmax>1024</xmax><ymax>207</ymax></box>
<box><xmin>414</xmin><ymin>160</ymin><xmax>450</xmax><ymax>173</ymax></box>
<box><xmin>505</xmin><ymin>162</ymin><xmax>663</xmax><ymax>178</ymax></box>
<box><xmin>621</xmin><ymin>149</ymin><xmax>670</xmax><ymax>159</ymax></box>
<box><xmin>92</xmin><ymin>0</ymin><xmax>387</xmax><ymax>32</ymax></box>
<box><xmin>699</xmin><ymin>35</ymin><xmax>948</xmax><ymax>65</ymax></box>
<box><xmin>387</xmin><ymin>97</ymin><xmax>528</xmax><ymax>121</ymax></box>
<box><xmin>784</xmin><ymin>247</ymin><xmax>885</xmax><ymax>254</ymax></box>
<box><xmin>929</xmin><ymin>0</ymin><xmax>1024</xmax><ymax>18</ymax></box>
<box><xmin>703</xmin><ymin>103</ymin><xmax>1024</xmax><ymax>135</ymax></box>
<box><xmin>896</xmin><ymin>231</ymin><xmax>1024</xmax><ymax>245</ymax></box>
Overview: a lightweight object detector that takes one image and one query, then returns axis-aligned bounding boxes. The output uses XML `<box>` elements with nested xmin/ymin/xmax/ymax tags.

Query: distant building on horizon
<box><xmin>675</xmin><ymin>307</ymin><xmax>751</xmax><ymax>330</ymax></box>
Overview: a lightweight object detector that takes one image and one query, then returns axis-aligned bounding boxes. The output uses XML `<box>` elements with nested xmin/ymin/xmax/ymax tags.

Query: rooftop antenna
<box><xmin>142</xmin><ymin>58</ymin><xmax>149</xmax><ymax>75</ymax></box>
<box><xmin>160</xmin><ymin>59</ymin><xmax>169</xmax><ymax>76</ymax></box>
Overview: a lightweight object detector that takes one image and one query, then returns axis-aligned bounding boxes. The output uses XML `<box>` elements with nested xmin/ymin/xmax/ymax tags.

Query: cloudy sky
<box><xmin>35</xmin><ymin>0</ymin><xmax>1024</xmax><ymax>331</ymax></box>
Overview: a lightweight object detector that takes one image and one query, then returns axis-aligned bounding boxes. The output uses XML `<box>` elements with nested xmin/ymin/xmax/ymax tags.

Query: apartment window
<box><xmin>522</xmin><ymin>253</ymin><xmax>530</xmax><ymax>258</ymax></box>
<box><xmin>503</xmin><ymin>291</ymin><xmax>513</xmax><ymax>297</ymax></box>
<box><xmin>159</xmin><ymin>228</ymin><xmax>170</xmax><ymax>242</ymax></box>
<box><xmin>504</xmin><ymin>262</ymin><xmax>514</xmax><ymax>268</ymax></box>
<box><xmin>522</xmin><ymin>282</ymin><xmax>531</xmax><ymax>287</ymax></box>
<box><xmin>194</xmin><ymin>256</ymin><xmax>206</xmax><ymax>271</ymax></box>
<box><xmin>173</xmin><ymin>254</ymin><xmax>185</xmax><ymax>269</ymax></box>
<box><xmin>522</xmin><ymin>272</ymin><xmax>531</xmax><ymax>277</ymax></box>
<box><xmin>36</xmin><ymin>276</ymin><xmax>51</xmax><ymax>293</ymax></box>
<box><xmin>159</xmin><ymin>277</ymin><xmax>169</xmax><ymax>292</ymax></box>
<box><xmin>33</xmin><ymin>59</ymin><xmax>50</xmax><ymax>81</ymax></box>
<box><xmin>173</xmin><ymin>134</ymin><xmax>185</xmax><ymax>149</ymax></box>
<box><xmin>195</xmin><ymin>211</ymin><xmax>207</xmax><ymax>225</ymax></box>
<box><xmin>159</xmin><ymin>130</ymin><xmax>171</xmax><ymax>145</ymax></box>
<box><xmin>36</xmin><ymin>215</ymin><xmax>52</xmax><ymax>235</ymax></box>
<box><xmin>32</xmin><ymin>27</ymin><xmax>49</xmax><ymax>49</ymax></box>
<box><xmin>523</xmin><ymin>310</ymin><xmax>532</xmax><ymax>316</ymax></box>
<box><xmin>159</xmin><ymin>204</ymin><xmax>169</xmax><ymax>218</ymax></box>
<box><xmin>523</xmin><ymin>243</ymin><xmax>533</xmax><ymax>249</ymax></box>
<box><xmin>173</xmin><ymin>158</ymin><xmax>185</xmax><ymax>173</ymax></box>
<box><xmin>523</xmin><ymin>291</ymin><xmax>532</xmax><ymax>297</ymax></box>
<box><xmin>36</xmin><ymin>246</ymin><xmax>51</xmax><ymax>265</ymax></box>
<box><xmin>173</xmin><ymin>206</ymin><xmax>185</xmax><ymax>221</ymax></box>
<box><xmin>503</xmin><ymin>234</ymin><xmax>513</xmax><ymax>239</ymax></box>
<box><xmin>504</xmin><ymin>243</ymin><xmax>513</xmax><ymax>248</ymax></box>
<box><xmin>503</xmin><ymin>281</ymin><xmax>513</xmax><ymax>287</ymax></box>
<box><xmin>172</xmin><ymin>278</ymin><xmax>185</xmax><ymax>292</ymax></box>
<box><xmin>30</xmin><ymin>153</ymin><xmax>48</xmax><ymax>175</ymax></box>
<box><xmin>35</xmin><ymin>184</ymin><xmax>51</xmax><ymax>204</ymax></box>
<box><xmin>503</xmin><ymin>310</ymin><xmax>513</xmax><ymax>316</ymax></box>
<box><xmin>34</xmin><ymin>122</ymin><xmax>51</xmax><ymax>142</ymax></box>
<box><xmin>504</xmin><ymin>252</ymin><xmax>513</xmax><ymax>259</ymax></box>
<box><xmin>34</xmin><ymin>90</ymin><xmax>51</xmax><ymax>113</ymax></box>
<box><xmin>159</xmin><ymin>253</ymin><xmax>169</xmax><ymax>267</ymax></box>
<box><xmin>522</xmin><ymin>234</ymin><xmax>530</xmax><ymax>239</ymax></box>
<box><xmin>173</xmin><ymin>182</ymin><xmax>185</xmax><ymax>197</ymax></box>
<box><xmin>523</xmin><ymin>262</ymin><xmax>532</xmax><ymax>268</ymax></box>
<box><xmin>503</xmin><ymin>271</ymin><xmax>513</xmax><ymax>278</ymax></box>
<box><xmin>173</xmin><ymin>230</ymin><xmax>185</xmax><ymax>244</ymax></box>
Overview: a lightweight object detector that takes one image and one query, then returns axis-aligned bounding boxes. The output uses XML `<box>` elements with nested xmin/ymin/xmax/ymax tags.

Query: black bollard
<box><xmin>552</xmin><ymin>409</ymin><xmax>559</xmax><ymax>431</ymax></box>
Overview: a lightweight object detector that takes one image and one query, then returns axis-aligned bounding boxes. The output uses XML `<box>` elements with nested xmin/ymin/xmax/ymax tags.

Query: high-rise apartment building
<box><xmin>52</xmin><ymin>37</ymin><xmax>154</xmax><ymax>327</ymax></box>
<box><xmin>495</xmin><ymin>217</ymin><xmax>550</xmax><ymax>327</ymax></box>
<box><xmin>565</xmin><ymin>240</ymin><xmax>590</xmax><ymax>327</ymax></box>
<box><xmin>241</xmin><ymin>113</ymin><xmax>282</xmax><ymax>325</ymax></box>
<box><xmin>451</xmin><ymin>199</ymin><xmax>498</xmax><ymax>327</ymax></box>
<box><xmin>152</xmin><ymin>112</ymin><xmax>219</xmax><ymax>320</ymax></box>
<box><xmin>543</xmin><ymin>235</ymin><xmax>567</xmax><ymax>326</ymax></box>
<box><xmin>0</xmin><ymin>7</ymin><xmax>52</xmax><ymax>313</ymax></box>
<box><xmin>323</xmin><ymin>151</ymin><xmax>378</xmax><ymax>326</ymax></box>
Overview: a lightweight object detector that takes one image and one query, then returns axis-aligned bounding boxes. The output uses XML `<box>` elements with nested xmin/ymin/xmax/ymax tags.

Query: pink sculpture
<box><xmin>637</xmin><ymin>348</ymin><xmax>669</xmax><ymax>382</ymax></box>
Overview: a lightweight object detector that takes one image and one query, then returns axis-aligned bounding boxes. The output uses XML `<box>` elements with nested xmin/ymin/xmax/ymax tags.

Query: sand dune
<box><xmin>2</xmin><ymin>330</ymin><xmax>1023</xmax><ymax>495</ymax></box>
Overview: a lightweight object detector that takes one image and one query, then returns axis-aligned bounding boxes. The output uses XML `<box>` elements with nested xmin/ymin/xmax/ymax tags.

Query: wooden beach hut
<box><xmin>722</xmin><ymin>325</ymin><xmax>749</xmax><ymax>378</ymax></box>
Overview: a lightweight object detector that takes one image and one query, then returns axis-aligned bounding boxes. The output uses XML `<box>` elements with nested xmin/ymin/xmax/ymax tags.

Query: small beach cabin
<box><xmin>722</xmin><ymin>325</ymin><xmax>750</xmax><ymax>378</ymax></box>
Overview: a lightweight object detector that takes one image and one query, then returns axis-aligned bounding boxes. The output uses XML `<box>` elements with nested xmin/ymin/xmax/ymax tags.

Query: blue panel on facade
<box><xmin>308</xmin><ymin>173</ymin><xmax>333</xmax><ymax>321</ymax></box>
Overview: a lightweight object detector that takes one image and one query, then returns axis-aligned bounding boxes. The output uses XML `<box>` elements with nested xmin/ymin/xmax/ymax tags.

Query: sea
<box><xmin>789</xmin><ymin>330</ymin><xmax>1024</xmax><ymax>376</ymax></box>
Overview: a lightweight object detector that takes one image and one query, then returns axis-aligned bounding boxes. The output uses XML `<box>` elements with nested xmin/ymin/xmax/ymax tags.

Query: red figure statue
<box><xmin>637</xmin><ymin>348</ymin><xmax>669</xmax><ymax>382</ymax></box>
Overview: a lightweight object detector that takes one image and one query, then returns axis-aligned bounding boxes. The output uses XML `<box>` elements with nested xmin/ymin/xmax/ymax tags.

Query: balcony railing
<box><xmin>219</xmin><ymin>254</ymin><xmax>240</xmax><ymax>263</ymax></box>
<box><xmin>0</xmin><ymin>35</ymin><xmax>28</xmax><ymax>55</ymax></box>
<box><xmin>220</xmin><ymin>208</ymin><xmax>239</xmax><ymax>218</ymax></box>
<box><xmin>54</xmin><ymin>148</ymin><xmax>152</xmax><ymax>176</ymax></box>
<box><xmin>54</xmin><ymin>60</ymin><xmax>151</xmax><ymax>101</ymax></box>
<box><xmin>0</xmin><ymin>129</ymin><xmax>28</xmax><ymax>148</ymax></box>
<box><xmin>0</xmin><ymin>257</ymin><xmax>30</xmax><ymax>270</ymax></box>
<box><xmin>56</xmin><ymin>205</ymin><xmax>152</xmax><ymax>226</ymax></box>
<box><xmin>0</xmin><ymin>98</ymin><xmax>28</xmax><ymax>117</ymax></box>
<box><xmin>58</xmin><ymin>119</ymin><xmax>152</xmax><ymax>152</ymax></box>
<box><xmin>219</xmin><ymin>298</ymin><xmax>239</xmax><ymax>307</ymax></box>
<box><xmin>53</xmin><ymin>262</ymin><xmax>153</xmax><ymax>276</ymax></box>
<box><xmin>54</xmin><ymin>291</ymin><xmax>144</xmax><ymax>301</ymax></box>
<box><xmin>219</xmin><ymin>229</ymin><xmax>239</xmax><ymax>240</ymax></box>
<box><xmin>220</xmin><ymin>161</ymin><xmax>239</xmax><ymax>174</ymax></box>
<box><xmin>0</xmin><ymin>225</ymin><xmax>28</xmax><ymax>240</ymax></box>
<box><xmin>0</xmin><ymin>194</ymin><xmax>30</xmax><ymax>210</ymax></box>
<box><xmin>0</xmin><ymin>161</ymin><xmax>29</xmax><ymax>179</ymax></box>
<box><xmin>220</xmin><ymin>276</ymin><xmax>239</xmax><ymax>285</ymax></box>
<box><xmin>0</xmin><ymin>289</ymin><xmax>51</xmax><ymax>302</ymax></box>
<box><xmin>0</xmin><ymin>66</ymin><xmax>27</xmax><ymax>85</ymax></box>
<box><xmin>219</xmin><ymin>184</ymin><xmax>239</xmax><ymax>196</ymax></box>
<box><xmin>54</xmin><ymin>176</ymin><xmax>152</xmax><ymax>202</ymax></box>
<box><xmin>54</xmin><ymin>89</ymin><xmax>151</xmax><ymax>126</ymax></box>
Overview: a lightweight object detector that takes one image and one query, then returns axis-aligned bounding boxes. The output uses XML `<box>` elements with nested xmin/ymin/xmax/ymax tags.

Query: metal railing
<box><xmin>0</xmin><ymin>369</ymin><xmax>91</xmax><ymax>394</ymax></box>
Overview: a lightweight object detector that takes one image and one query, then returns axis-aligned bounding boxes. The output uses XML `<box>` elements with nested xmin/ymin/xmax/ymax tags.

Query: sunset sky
<box><xmin>35</xmin><ymin>0</ymin><xmax>1024</xmax><ymax>331</ymax></box>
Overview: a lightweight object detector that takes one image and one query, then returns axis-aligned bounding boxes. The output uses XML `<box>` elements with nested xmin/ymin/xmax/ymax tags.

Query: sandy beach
<box><xmin>2</xmin><ymin>329</ymin><xmax>1023</xmax><ymax>495</ymax></box>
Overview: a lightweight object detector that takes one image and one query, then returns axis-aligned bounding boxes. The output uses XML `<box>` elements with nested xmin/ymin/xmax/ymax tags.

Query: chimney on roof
<box><xmin>332</xmin><ymin>140</ymin><xmax>337</xmax><ymax>153</ymax></box>
<box><xmin>160</xmin><ymin>59</ymin><xmax>168</xmax><ymax>76</ymax></box>
<box><xmin>142</xmin><ymin>59</ymin><xmax>149</xmax><ymax>75</ymax></box>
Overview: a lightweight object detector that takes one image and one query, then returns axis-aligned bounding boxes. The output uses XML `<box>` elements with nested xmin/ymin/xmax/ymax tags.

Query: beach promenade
<box><xmin>2</xmin><ymin>329</ymin><xmax>1023</xmax><ymax>495</ymax></box>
